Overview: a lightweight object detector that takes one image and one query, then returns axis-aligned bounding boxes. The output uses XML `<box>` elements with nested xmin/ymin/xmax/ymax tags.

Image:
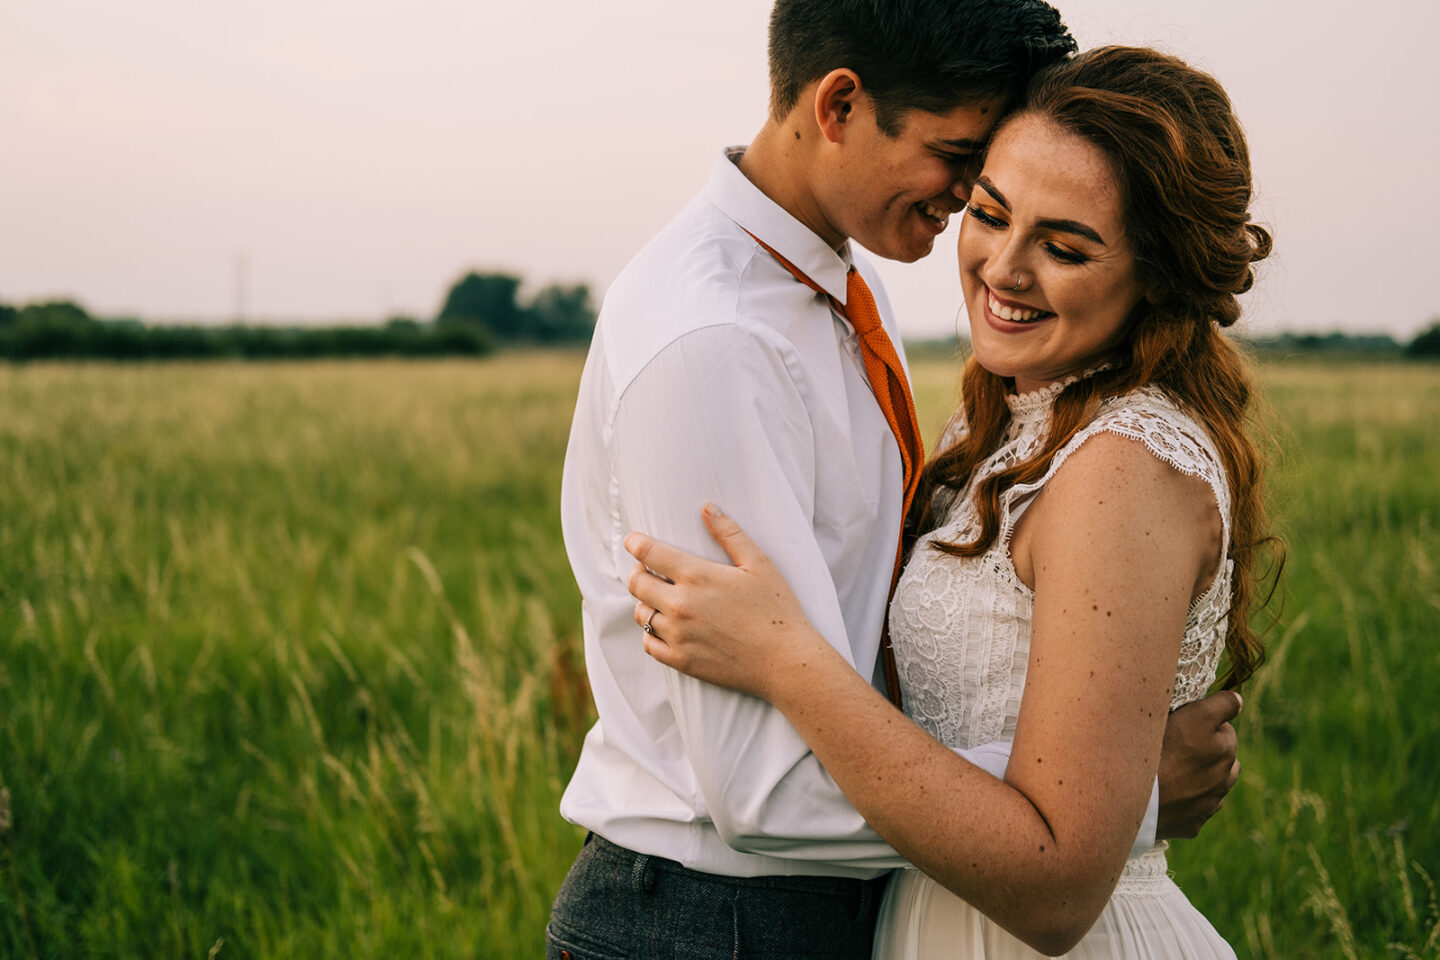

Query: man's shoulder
<box><xmin>606</xmin><ymin>193</ymin><xmax>756</xmax><ymax>324</ymax></box>
<box><xmin>596</xmin><ymin>195</ymin><xmax>807</xmax><ymax>391</ymax></box>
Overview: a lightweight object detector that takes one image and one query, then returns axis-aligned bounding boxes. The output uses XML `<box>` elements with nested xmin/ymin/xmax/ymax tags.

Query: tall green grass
<box><xmin>0</xmin><ymin>355</ymin><xmax>1434</xmax><ymax>957</ymax></box>
<box><xmin>1171</xmin><ymin>363</ymin><xmax>1440</xmax><ymax>959</ymax></box>
<box><xmin>0</xmin><ymin>359</ymin><xmax>588</xmax><ymax>957</ymax></box>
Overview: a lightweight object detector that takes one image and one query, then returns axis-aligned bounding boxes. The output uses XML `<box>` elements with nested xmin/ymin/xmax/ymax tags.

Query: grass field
<box><xmin>0</xmin><ymin>352</ymin><xmax>1435</xmax><ymax>958</ymax></box>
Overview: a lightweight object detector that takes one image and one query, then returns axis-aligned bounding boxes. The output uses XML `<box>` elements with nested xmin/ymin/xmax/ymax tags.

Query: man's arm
<box><xmin>609</xmin><ymin>324</ymin><xmax>1013</xmax><ymax>866</ymax></box>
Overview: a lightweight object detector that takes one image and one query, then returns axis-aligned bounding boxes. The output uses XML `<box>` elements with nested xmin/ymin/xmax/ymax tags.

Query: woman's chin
<box><xmin>967</xmin><ymin>341</ymin><xmax>1019</xmax><ymax>381</ymax></box>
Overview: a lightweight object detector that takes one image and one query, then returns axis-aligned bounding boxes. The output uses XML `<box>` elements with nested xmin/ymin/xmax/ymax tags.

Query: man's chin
<box><xmin>863</xmin><ymin>234</ymin><xmax>936</xmax><ymax>264</ymax></box>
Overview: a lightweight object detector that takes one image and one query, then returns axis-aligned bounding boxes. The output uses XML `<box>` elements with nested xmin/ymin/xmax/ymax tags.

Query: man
<box><xmin>549</xmin><ymin>1</ymin><xmax>1242</xmax><ymax>956</ymax></box>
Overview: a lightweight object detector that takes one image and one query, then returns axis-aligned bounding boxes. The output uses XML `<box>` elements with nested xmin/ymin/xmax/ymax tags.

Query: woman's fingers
<box><xmin>633</xmin><ymin>600</ymin><xmax>662</xmax><ymax>637</ymax></box>
<box><xmin>623</xmin><ymin>531</ymin><xmax>695</xmax><ymax>583</ymax></box>
<box><xmin>700</xmin><ymin>503</ymin><xmax>765</xmax><ymax>567</ymax></box>
<box><xmin>634</xmin><ymin>602</ymin><xmax>679</xmax><ymax>665</ymax></box>
<box><xmin>624</xmin><ymin>503</ymin><xmax>768</xmax><ymax>584</ymax></box>
<box><xmin>626</xmin><ymin>560</ymin><xmax>674</xmax><ymax>610</ymax></box>
<box><xmin>634</xmin><ymin>600</ymin><xmax>696</xmax><ymax>673</ymax></box>
<box><xmin>623</xmin><ymin>505</ymin><xmax>781</xmax><ymax>681</ymax></box>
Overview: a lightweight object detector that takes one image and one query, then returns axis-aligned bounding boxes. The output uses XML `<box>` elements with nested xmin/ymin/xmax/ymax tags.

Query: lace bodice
<box><xmin>889</xmin><ymin>380</ymin><xmax>1233</xmax><ymax>877</ymax></box>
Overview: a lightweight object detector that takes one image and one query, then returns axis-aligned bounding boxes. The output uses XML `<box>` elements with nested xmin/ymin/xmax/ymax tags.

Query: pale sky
<box><xmin>3</xmin><ymin>0</ymin><xmax>1436</xmax><ymax>339</ymax></box>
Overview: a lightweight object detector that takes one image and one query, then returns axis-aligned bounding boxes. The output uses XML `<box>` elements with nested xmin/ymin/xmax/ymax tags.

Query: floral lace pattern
<box><xmin>889</xmin><ymin>380</ymin><xmax>1233</xmax><ymax>879</ymax></box>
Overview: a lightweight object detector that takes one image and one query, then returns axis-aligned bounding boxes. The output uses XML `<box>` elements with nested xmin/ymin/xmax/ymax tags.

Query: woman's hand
<box><xmin>625</xmin><ymin>503</ymin><xmax>834</xmax><ymax>701</ymax></box>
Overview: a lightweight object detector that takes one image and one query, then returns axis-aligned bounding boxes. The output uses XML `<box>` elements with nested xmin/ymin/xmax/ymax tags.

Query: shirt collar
<box><xmin>707</xmin><ymin>146</ymin><xmax>853</xmax><ymax>305</ymax></box>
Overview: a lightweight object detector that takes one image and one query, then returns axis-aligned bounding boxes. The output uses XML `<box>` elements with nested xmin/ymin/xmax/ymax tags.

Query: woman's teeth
<box><xmin>988</xmin><ymin>292</ymin><xmax>1050</xmax><ymax>323</ymax></box>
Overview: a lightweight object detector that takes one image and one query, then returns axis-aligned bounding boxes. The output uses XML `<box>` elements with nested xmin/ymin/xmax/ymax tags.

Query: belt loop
<box><xmin>855</xmin><ymin>878</ymin><xmax>873</xmax><ymax>922</ymax></box>
<box><xmin>631</xmin><ymin>854</ymin><xmax>654</xmax><ymax>894</ymax></box>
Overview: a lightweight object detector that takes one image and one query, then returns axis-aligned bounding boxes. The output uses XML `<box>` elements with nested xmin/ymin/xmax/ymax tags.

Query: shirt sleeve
<box><xmin>609</xmin><ymin>322</ymin><xmax>1015</xmax><ymax>868</ymax></box>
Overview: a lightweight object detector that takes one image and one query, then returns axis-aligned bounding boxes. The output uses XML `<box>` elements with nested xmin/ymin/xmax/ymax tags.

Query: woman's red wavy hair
<box><xmin>910</xmin><ymin>46</ymin><xmax>1283</xmax><ymax>688</ymax></box>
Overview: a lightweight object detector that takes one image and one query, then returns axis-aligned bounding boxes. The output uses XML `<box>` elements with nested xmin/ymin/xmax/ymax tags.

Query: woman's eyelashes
<box><xmin>967</xmin><ymin>205</ymin><xmax>1006</xmax><ymax>229</ymax></box>
<box><xmin>965</xmin><ymin>206</ymin><xmax>1092</xmax><ymax>266</ymax></box>
<box><xmin>1045</xmin><ymin>244</ymin><xmax>1089</xmax><ymax>265</ymax></box>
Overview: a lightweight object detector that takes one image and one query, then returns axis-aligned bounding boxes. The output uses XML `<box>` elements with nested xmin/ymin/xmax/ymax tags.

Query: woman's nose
<box><xmin>980</xmin><ymin>240</ymin><xmax>1025</xmax><ymax>292</ymax></box>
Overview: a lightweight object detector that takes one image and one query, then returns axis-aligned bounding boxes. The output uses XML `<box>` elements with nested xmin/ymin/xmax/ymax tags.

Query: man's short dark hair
<box><xmin>768</xmin><ymin>0</ymin><xmax>1076</xmax><ymax>134</ymax></box>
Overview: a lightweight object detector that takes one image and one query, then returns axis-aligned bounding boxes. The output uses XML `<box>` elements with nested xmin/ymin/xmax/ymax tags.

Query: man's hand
<box><xmin>1156</xmin><ymin>691</ymin><xmax>1242</xmax><ymax>839</ymax></box>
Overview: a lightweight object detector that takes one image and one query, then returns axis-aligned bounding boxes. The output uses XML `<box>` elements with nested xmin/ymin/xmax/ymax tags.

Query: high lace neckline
<box><xmin>1004</xmin><ymin>365</ymin><xmax>1111</xmax><ymax>422</ymax></box>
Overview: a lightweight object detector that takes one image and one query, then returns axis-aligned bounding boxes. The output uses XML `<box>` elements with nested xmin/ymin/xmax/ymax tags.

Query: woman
<box><xmin>623</xmin><ymin>46</ymin><xmax>1278</xmax><ymax>958</ymax></box>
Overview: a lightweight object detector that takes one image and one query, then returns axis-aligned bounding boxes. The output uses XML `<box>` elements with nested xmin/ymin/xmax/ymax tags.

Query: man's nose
<box><xmin>950</xmin><ymin>164</ymin><xmax>981</xmax><ymax>204</ymax></box>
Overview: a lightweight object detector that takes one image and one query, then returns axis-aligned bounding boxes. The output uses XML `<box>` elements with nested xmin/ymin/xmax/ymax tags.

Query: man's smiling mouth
<box><xmin>917</xmin><ymin>201</ymin><xmax>949</xmax><ymax>228</ymax></box>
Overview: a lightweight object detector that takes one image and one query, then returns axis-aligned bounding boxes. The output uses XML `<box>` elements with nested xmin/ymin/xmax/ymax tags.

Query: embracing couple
<box><xmin>548</xmin><ymin>0</ymin><xmax>1276</xmax><ymax>957</ymax></box>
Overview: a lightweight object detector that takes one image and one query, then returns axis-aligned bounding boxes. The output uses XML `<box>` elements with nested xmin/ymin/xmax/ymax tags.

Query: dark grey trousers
<box><xmin>545</xmin><ymin>833</ymin><xmax>887</xmax><ymax>959</ymax></box>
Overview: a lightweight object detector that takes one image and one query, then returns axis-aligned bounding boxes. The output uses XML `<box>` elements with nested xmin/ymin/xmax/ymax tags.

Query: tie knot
<box><xmin>845</xmin><ymin>267</ymin><xmax>883</xmax><ymax>336</ymax></box>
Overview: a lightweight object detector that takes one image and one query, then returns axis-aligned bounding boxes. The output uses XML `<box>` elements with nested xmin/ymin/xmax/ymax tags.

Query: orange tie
<box><xmin>748</xmin><ymin>235</ymin><xmax>921</xmax><ymax>708</ymax></box>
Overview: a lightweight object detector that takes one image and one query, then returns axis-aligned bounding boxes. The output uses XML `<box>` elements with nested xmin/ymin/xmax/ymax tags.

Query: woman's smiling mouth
<box><xmin>987</xmin><ymin>289</ymin><xmax>1055</xmax><ymax>324</ymax></box>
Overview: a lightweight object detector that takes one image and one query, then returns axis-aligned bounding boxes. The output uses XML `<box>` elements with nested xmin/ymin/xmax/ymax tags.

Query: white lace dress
<box><xmin>872</xmin><ymin>379</ymin><xmax>1237</xmax><ymax>960</ymax></box>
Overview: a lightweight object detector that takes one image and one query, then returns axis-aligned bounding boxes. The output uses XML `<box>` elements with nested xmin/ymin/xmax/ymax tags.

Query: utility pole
<box><xmin>234</xmin><ymin>251</ymin><xmax>249</xmax><ymax>324</ymax></box>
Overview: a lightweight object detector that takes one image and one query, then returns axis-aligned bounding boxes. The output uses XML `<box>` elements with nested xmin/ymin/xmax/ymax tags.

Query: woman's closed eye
<box><xmin>968</xmin><ymin>206</ymin><xmax>1093</xmax><ymax>266</ymax></box>
<box><xmin>1045</xmin><ymin>243</ymin><xmax>1090</xmax><ymax>265</ymax></box>
<box><xmin>966</xmin><ymin>206</ymin><xmax>1006</xmax><ymax>229</ymax></box>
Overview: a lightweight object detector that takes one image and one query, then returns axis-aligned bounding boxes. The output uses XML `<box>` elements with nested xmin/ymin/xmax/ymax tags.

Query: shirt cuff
<box><xmin>1130</xmin><ymin>777</ymin><xmax>1160</xmax><ymax>858</ymax></box>
<box><xmin>953</xmin><ymin>741</ymin><xmax>1012</xmax><ymax>779</ymax></box>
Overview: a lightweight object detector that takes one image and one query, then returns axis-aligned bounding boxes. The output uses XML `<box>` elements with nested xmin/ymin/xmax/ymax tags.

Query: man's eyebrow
<box><xmin>938</xmin><ymin>138</ymin><xmax>984</xmax><ymax>154</ymax></box>
<box><xmin>974</xmin><ymin>177</ymin><xmax>1107</xmax><ymax>245</ymax></box>
<box><xmin>939</xmin><ymin>138</ymin><xmax>986</xmax><ymax>151</ymax></box>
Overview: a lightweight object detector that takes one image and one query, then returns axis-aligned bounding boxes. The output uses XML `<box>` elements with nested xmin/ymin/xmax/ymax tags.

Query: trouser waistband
<box><xmin>584</xmin><ymin>831</ymin><xmax>888</xmax><ymax>897</ymax></box>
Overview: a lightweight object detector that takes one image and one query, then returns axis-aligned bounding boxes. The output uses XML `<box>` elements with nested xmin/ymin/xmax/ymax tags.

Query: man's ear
<box><xmin>813</xmin><ymin>69</ymin><xmax>864</xmax><ymax>145</ymax></box>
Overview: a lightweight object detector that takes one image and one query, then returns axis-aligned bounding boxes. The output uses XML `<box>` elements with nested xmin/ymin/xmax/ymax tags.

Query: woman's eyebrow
<box><xmin>1037</xmin><ymin>218</ymin><xmax>1105</xmax><ymax>245</ymax></box>
<box><xmin>975</xmin><ymin>177</ymin><xmax>1107</xmax><ymax>245</ymax></box>
<box><xmin>974</xmin><ymin>176</ymin><xmax>1009</xmax><ymax>209</ymax></box>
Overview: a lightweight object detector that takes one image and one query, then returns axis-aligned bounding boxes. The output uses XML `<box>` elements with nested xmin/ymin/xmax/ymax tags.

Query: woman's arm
<box><xmin>628</xmin><ymin>432</ymin><xmax>1222</xmax><ymax>954</ymax></box>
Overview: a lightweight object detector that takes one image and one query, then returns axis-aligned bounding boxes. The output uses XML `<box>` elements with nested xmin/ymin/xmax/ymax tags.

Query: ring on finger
<box><xmin>643</xmin><ymin>608</ymin><xmax>658</xmax><ymax>636</ymax></box>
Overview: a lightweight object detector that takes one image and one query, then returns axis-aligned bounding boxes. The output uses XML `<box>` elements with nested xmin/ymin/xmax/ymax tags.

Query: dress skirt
<box><xmin>872</xmin><ymin>851</ymin><xmax>1235</xmax><ymax>960</ymax></box>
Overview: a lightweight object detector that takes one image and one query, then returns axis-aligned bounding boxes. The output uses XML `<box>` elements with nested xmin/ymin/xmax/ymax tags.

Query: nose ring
<box><xmin>1010</xmin><ymin>273</ymin><xmax>1025</xmax><ymax>291</ymax></box>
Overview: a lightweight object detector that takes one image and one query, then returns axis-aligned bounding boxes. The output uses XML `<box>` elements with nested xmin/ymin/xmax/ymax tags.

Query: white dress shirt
<box><xmin>558</xmin><ymin>149</ymin><xmax>1012</xmax><ymax>879</ymax></box>
<box><xmin>558</xmin><ymin>148</ymin><xmax>1155</xmax><ymax>880</ymax></box>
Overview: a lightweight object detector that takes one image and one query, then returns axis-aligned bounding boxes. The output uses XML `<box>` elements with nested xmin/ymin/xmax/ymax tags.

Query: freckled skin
<box><xmin>622</xmin><ymin>118</ymin><xmax>1233</xmax><ymax>950</ymax></box>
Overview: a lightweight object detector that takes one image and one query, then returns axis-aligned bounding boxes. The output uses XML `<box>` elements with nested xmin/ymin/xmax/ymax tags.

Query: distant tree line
<box><xmin>1408</xmin><ymin>322</ymin><xmax>1440</xmax><ymax>358</ymax></box>
<box><xmin>4</xmin><ymin>282</ymin><xmax>1436</xmax><ymax>362</ymax></box>
<box><xmin>435</xmin><ymin>272</ymin><xmax>596</xmax><ymax>343</ymax></box>
<box><xmin>0</xmin><ymin>301</ymin><xmax>494</xmax><ymax>361</ymax></box>
<box><xmin>1249</xmin><ymin>325</ymin><xmax>1440</xmax><ymax>359</ymax></box>
<box><xmin>0</xmin><ymin>271</ymin><xmax>596</xmax><ymax>361</ymax></box>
